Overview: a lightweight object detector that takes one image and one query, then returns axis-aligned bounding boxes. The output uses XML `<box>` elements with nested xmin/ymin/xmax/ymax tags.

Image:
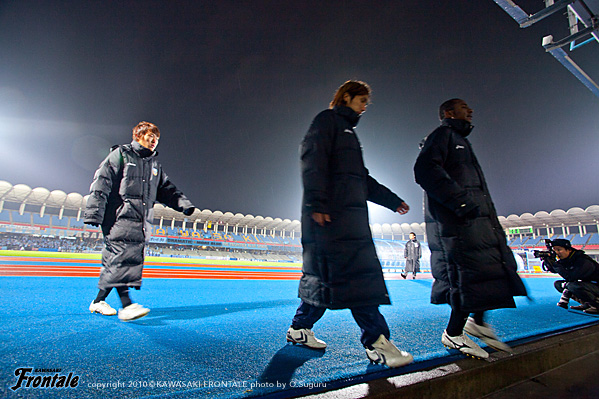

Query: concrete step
<box><xmin>303</xmin><ymin>323</ymin><xmax>599</xmax><ymax>399</ymax></box>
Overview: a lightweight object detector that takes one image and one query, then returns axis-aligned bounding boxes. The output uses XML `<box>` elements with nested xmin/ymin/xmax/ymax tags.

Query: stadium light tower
<box><xmin>493</xmin><ymin>0</ymin><xmax>599</xmax><ymax>98</ymax></box>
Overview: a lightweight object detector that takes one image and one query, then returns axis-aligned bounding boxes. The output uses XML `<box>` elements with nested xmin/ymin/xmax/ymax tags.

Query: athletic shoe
<box><xmin>571</xmin><ymin>303</ymin><xmax>591</xmax><ymax>311</ymax></box>
<box><xmin>286</xmin><ymin>327</ymin><xmax>327</xmax><ymax>349</ymax></box>
<box><xmin>442</xmin><ymin>330</ymin><xmax>489</xmax><ymax>359</ymax></box>
<box><xmin>412</xmin><ymin>275</ymin><xmax>416</xmax><ymax>280</ymax></box>
<box><xmin>464</xmin><ymin>318</ymin><xmax>513</xmax><ymax>353</ymax></box>
<box><xmin>365</xmin><ymin>335</ymin><xmax>413</xmax><ymax>368</ymax></box>
<box><xmin>584</xmin><ymin>306</ymin><xmax>599</xmax><ymax>314</ymax></box>
<box><xmin>556</xmin><ymin>300</ymin><xmax>569</xmax><ymax>309</ymax></box>
<box><xmin>118</xmin><ymin>303</ymin><xmax>150</xmax><ymax>322</ymax></box>
<box><xmin>89</xmin><ymin>300</ymin><xmax>117</xmax><ymax>316</ymax></box>
<box><xmin>400</xmin><ymin>273</ymin><xmax>407</xmax><ymax>279</ymax></box>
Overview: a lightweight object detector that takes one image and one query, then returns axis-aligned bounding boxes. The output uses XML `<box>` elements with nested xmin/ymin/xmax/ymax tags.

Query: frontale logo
<box><xmin>10</xmin><ymin>367</ymin><xmax>79</xmax><ymax>391</ymax></box>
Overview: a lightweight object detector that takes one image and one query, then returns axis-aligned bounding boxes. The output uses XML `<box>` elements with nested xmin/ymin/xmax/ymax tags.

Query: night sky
<box><xmin>1</xmin><ymin>1</ymin><xmax>597</xmax><ymax>224</ymax></box>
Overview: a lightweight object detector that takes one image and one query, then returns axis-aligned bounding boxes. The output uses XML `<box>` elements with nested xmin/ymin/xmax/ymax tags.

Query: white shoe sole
<box><xmin>366</xmin><ymin>349</ymin><xmax>413</xmax><ymax>368</ymax></box>
<box><xmin>464</xmin><ymin>322</ymin><xmax>513</xmax><ymax>354</ymax></box>
<box><xmin>90</xmin><ymin>309</ymin><xmax>117</xmax><ymax>316</ymax></box>
<box><xmin>89</xmin><ymin>303</ymin><xmax>117</xmax><ymax>316</ymax></box>
<box><xmin>442</xmin><ymin>333</ymin><xmax>489</xmax><ymax>359</ymax></box>
<box><xmin>286</xmin><ymin>333</ymin><xmax>326</xmax><ymax>349</ymax></box>
<box><xmin>119</xmin><ymin>308</ymin><xmax>150</xmax><ymax>322</ymax></box>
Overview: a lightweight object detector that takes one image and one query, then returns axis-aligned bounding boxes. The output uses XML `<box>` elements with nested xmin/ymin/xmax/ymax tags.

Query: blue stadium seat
<box><xmin>586</xmin><ymin>233</ymin><xmax>599</xmax><ymax>244</ymax></box>
<box><xmin>0</xmin><ymin>211</ymin><xmax>11</xmax><ymax>222</ymax></box>
<box><xmin>510</xmin><ymin>237</ymin><xmax>523</xmax><ymax>246</ymax></box>
<box><xmin>12</xmin><ymin>212</ymin><xmax>32</xmax><ymax>225</ymax></box>
<box><xmin>70</xmin><ymin>218</ymin><xmax>85</xmax><ymax>229</ymax></box>
<box><xmin>33</xmin><ymin>214</ymin><xmax>51</xmax><ymax>226</ymax></box>
<box><xmin>523</xmin><ymin>236</ymin><xmax>543</xmax><ymax>247</ymax></box>
<box><xmin>571</xmin><ymin>234</ymin><xmax>590</xmax><ymax>245</ymax></box>
<box><xmin>50</xmin><ymin>216</ymin><xmax>69</xmax><ymax>227</ymax></box>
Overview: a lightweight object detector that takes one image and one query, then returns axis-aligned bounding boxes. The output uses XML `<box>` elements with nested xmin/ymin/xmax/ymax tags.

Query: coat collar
<box><xmin>442</xmin><ymin>118</ymin><xmax>474</xmax><ymax>137</ymax></box>
<box><xmin>333</xmin><ymin>105</ymin><xmax>361</xmax><ymax>127</ymax></box>
<box><xmin>131</xmin><ymin>140</ymin><xmax>157</xmax><ymax>158</ymax></box>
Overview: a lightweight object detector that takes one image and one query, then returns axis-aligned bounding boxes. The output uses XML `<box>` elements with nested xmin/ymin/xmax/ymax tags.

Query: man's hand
<box><xmin>312</xmin><ymin>212</ymin><xmax>331</xmax><ymax>226</ymax></box>
<box><xmin>396</xmin><ymin>202</ymin><xmax>409</xmax><ymax>215</ymax></box>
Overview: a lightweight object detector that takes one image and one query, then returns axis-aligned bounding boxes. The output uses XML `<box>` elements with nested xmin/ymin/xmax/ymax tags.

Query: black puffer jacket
<box><xmin>298</xmin><ymin>106</ymin><xmax>405</xmax><ymax>309</ymax></box>
<box><xmin>550</xmin><ymin>250</ymin><xmax>599</xmax><ymax>283</ymax></box>
<box><xmin>84</xmin><ymin>141</ymin><xmax>194</xmax><ymax>289</ymax></box>
<box><xmin>414</xmin><ymin>119</ymin><xmax>527</xmax><ymax>312</ymax></box>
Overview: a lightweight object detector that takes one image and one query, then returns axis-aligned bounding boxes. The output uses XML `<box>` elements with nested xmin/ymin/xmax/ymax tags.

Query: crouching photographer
<box><xmin>538</xmin><ymin>238</ymin><xmax>599</xmax><ymax>314</ymax></box>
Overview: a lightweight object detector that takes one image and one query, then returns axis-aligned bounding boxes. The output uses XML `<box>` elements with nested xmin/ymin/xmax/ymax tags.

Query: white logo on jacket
<box><xmin>344</xmin><ymin>129</ymin><xmax>354</xmax><ymax>135</ymax></box>
<box><xmin>455</xmin><ymin>145</ymin><xmax>465</xmax><ymax>150</ymax></box>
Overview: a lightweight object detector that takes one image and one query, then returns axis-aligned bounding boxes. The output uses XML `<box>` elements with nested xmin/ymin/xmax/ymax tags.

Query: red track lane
<box><xmin>0</xmin><ymin>256</ymin><xmax>99</xmax><ymax>264</ymax></box>
<box><xmin>0</xmin><ymin>256</ymin><xmax>301</xmax><ymax>271</ymax></box>
<box><xmin>0</xmin><ymin>264</ymin><xmax>302</xmax><ymax>280</ymax></box>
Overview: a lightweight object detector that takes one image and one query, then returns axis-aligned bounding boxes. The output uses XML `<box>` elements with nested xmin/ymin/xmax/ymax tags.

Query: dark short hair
<box><xmin>132</xmin><ymin>121</ymin><xmax>161</xmax><ymax>141</ymax></box>
<box><xmin>439</xmin><ymin>98</ymin><xmax>463</xmax><ymax>120</ymax></box>
<box><xmin>409</xmin><ymin>232</ymin><xmax>416</xmax><ymax>236</ymax></box>
<box><xmin>330</xmin><ymin>80</ymin><xmax>371</xmax><ymax>108</ymax></box>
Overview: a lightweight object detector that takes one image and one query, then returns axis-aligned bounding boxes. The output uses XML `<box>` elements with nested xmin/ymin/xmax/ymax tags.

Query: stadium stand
<box><xmin>0</xmin><ymin>211</ymin><xmax>10</xmax><ymax>223</ymax></box>
<box><xmin>11</xmin><ymin>212</ymin><xmax>31</xmax><ymax>225</ymax></box>
<box><xmin>50</xmin><ymin>216</ymin><xmax>69</xmax><ymax>228</ymax></box>
<box><xmin>2</xmin><ymin>181</ymin><xmax>599</xmax><ymax>264</ymax></box>
<box><xmin>585</xmin><ymin>234</ymin><xmax>599</xmax><ymax>250</ymax></box>
<box><xmin>32</xmin><ymin>214</ymin><xmax>51</xmax><ymax>226</ymax></box>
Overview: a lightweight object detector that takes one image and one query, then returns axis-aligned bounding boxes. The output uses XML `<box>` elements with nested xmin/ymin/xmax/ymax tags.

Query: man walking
<box><xmin>414</xmin><ymin>99</ymin><xmax>527</xmax><ymax>359</ymax></box>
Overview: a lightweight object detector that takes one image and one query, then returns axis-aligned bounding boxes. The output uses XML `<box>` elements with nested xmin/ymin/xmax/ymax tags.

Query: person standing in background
<box><xmin>402</xmin><ymin>232</ymin><xmax>421</xmax><ymax>279</ymax></box>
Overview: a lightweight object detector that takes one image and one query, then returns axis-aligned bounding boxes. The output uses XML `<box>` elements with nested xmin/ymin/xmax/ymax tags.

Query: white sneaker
<box><xmin>89</xmin><ymin>300</ymin><xmax>117</xmax><ymax>316</ymax></box>
<box><xmin>118</xmin><ymin>303</ymin><xmax>150</xmax><ymax>322</ymax></box>
<box><xmin>365</xmin><ymin>335</ymin><xmax>414</xmax><ymax>368</ymax></box>
<box><xmin>442</xmin><ymin>330</ymin><xmax>489</xmax><ymax>359</ymax></box>
<box><xmin>464</xmin><ymin>317</ymin><xmax>513</xmax><ymax>353</ymax></box>
<box><xmin>286</xmin><ymin>327</ymin><xmax>327</xmax><ymax>349</ymax></box>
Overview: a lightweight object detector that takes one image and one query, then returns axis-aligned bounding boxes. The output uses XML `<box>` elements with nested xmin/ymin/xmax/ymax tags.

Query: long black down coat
<box><xmin>298</xmin><ymin>106</ymin><xmax>405</xmax><ymax>309</ymax></box>
<box><xmin>414</xmin><ymin>119</ymin><xmax>527</xmax><ymax>313</ymax></box>
<box><xmin>84</xmin><ymin>141</ymin><xmax>194</xmax><ymax>289</ymax></box>
<box><xmin>404</xmin><ymin>239</ymin><xmax>421</xmax><ymax>273</ymax></box>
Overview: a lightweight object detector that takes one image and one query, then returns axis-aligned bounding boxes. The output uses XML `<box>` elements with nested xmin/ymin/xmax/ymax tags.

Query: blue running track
<box><xmin>1</xmin><ymin>275</ymin><xmax>598</xmax><ymax>398</ymax></box>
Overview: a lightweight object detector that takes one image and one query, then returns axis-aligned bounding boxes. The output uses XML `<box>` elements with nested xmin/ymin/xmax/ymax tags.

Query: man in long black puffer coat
<box><xmin>285</xmin><ymin>80</ymin><xmax>413</xmax><ymax>369</ymax></box>
<box><xmin>414</xmin><ymin>99</ymin><xmax>527</xmax><ymax>359</ymax></box>
<box><xmin>85</xmin><ymin>121</ymin><xmax>195</xmax><ymax>322</ymax></box>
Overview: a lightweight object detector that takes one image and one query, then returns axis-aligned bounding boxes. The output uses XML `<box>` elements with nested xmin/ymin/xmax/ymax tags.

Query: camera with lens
<box><xmin>534</xmin><ymin>239</ymin><xmax>556</xmax><ymax>272</ymax></box>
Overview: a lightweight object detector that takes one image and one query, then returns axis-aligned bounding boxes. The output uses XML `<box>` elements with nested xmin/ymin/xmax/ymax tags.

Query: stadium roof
<box><xmin>0</xmin><ymin>181</ymin><xmax>301</xmax><ymax>233</ymax></box>
<box><xmin>1</xmin><ymin>181</ymin><xmax>599</xmax><ymax>234</ymax></box>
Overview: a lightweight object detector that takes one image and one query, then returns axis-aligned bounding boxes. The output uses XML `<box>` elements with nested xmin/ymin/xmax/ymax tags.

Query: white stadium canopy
<box><xmin>1</xmin><ymin>181</ymin><xmax>598</xmax><ymax>236</ymax></box>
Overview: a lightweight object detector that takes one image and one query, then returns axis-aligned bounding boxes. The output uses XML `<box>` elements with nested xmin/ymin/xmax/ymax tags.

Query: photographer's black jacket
<box><xmin>414</xmin><ymin>119</ymin><xmax>527</xmax><ymax>313</ymax></box>
<box><xmin>550</xmin><ymin>250</ymin><xmax>599</xmax><ymax>283</ymax></box>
